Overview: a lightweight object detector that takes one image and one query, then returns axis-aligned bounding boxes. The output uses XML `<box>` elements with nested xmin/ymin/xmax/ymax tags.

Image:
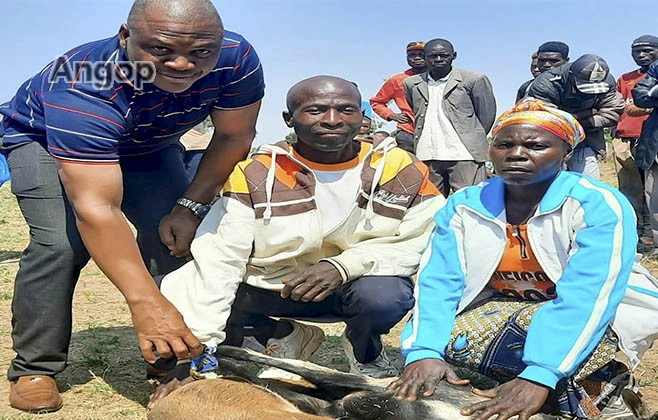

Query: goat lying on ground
<box><xmin>148</xmin><ymin>346</ymin><xmax>656</xmax><ymax>420</ymax></box>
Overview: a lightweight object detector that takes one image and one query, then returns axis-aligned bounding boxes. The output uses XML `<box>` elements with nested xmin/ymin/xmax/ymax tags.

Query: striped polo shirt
<box><xmin>0</xmin><ymin>30</ymin><xmax>264</xmax><ymax>163</ymax></box>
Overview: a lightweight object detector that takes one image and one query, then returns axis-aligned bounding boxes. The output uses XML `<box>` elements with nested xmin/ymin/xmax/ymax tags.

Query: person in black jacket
<box><xmin>516</xmin><ymin>41</ymin><xmax>569</xmax><ymax>103</ymax></box>
<box><xmin>528</xmin><ymin>54</ymin><xmax>625</xmax><ymax>180</ymax></box>
<box><xmin>632</xmin><ymin>59</ymin><xmax>658</xmax><ymax>256</ymax></box>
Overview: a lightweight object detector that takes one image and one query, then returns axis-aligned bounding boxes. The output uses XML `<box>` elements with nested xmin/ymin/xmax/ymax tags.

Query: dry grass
<box><xmin>0</xmin><ymin>157</ymin><xmax>656</xmax><ymax>419</ymax></box>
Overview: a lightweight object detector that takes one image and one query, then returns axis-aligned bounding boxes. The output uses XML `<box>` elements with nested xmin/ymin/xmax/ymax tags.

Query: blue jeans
<box><xmin>223</xmin><ymin>276</ymin><xmax>415</xmax><ymax>363</ymax></box>
<box><xmin>4</xmin><ymin>141</ymin><xmax>190</xmax><ymax>379</ymax></box>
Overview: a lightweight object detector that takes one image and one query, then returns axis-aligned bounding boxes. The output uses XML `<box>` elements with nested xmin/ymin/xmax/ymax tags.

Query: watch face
<box><xmin>196</xmin><ymin>204</ymin><xmax>211</xmax><ymax>218</ymax></box>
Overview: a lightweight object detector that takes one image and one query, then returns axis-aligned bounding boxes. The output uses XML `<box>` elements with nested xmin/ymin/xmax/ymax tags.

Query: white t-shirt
<box><xmin>292</xmin><ymin>147</ymin><xmax>366</xmax><ymax>235</ymax></box>
<box><xmin>415</xmin><ymin>72</ymin><xmax>474</xmax><ymax>161</ymax></box>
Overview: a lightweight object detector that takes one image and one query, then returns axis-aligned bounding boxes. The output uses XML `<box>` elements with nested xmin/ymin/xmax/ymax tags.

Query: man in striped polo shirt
<box><xmin>0</xmin><ymin>0</ymin><xmax>264</xmax><ymax>412</ymax></box>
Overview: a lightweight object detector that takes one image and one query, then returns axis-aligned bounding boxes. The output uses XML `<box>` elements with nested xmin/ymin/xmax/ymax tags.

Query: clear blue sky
<box><xmin>1</xmin><ymin>0</ymin><xmax>655</xmax><ymax>145</ymax></box>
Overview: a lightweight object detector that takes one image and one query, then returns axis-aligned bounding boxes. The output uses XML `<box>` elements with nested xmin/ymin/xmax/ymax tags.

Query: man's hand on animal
<box><xmin>158</xmin><ymin>206</ymin><xmax>202</xmax><ymax>258</ymax></box>
<box><xmin>386</xmin><ymin>358</ymin><xmax>470</xmax><ymax>401</ymax></box>
<box><xmin>130</xmin><ymin>297</ymin><xmax>203</xmax><ymax>363</ymax></box>
<box><xmin>460</xmin><ymin>378</ymin><xmax>549</xmax><ymax>420</ymax></box>
<box><xmin>389</xmin><ymin>113</ymin><xmax>412</xmax><ymax>124</ymax></box>
<box><xmin>146</xmin><ymin>363</ymin><xmax>196</xmax><ymax>410</ymax></box>
<box><xmin>280</xmin><ymin>262</ymin><xmax>343</xmax><ymax>302</ymax></box>
<box><xmin>148</xmin><ymin>376</ymin><xmax>195</xmax><ymax>411</ymax></box>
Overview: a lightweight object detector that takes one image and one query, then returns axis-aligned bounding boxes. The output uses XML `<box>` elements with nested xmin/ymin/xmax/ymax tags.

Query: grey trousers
<box><xmin>644</xmin><ymin>162</ymin><xmax>658</xmax><ymax>245</ymax></box>
<box><xmin>612</xmin><ymin>138</ymin><xmax>647</xmax><ymax>232</ymax></box>
<box><xmin>423</xmin><ymin>160</ymin><xmax>487</xmax><ymax>197</ymax></box>
<box><xmin>566</xmin><ymin>146</ymin><xmax>600</xmax><ymax>180</ymax></box>
<box><xmin>4</xmin><ymin>141</ymin><xmax>190</xmax><ymax>380</ymax></box>
<box><xmin>394</xmin><ymin>130</ymin><xmax>415</xmax><ymax>154</ymax></box>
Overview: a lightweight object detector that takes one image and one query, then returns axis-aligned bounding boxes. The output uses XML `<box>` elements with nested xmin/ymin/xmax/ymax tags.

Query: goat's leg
<box><xmin>216</xmin><ymin>346</ymin><xmax>389</xmax><ymax>392</ymax></box>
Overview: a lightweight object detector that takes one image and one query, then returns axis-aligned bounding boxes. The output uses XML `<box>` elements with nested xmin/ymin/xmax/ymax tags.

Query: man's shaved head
<box><xmin>127</xmin><ymin>0</ymin><xmax>222</xmax><ymax>28</ymax></box>
<box><xmin>120</xmin><ymin>0</ymin><xmax>224</xmax><ymax>93</ymax></box>
<box><xmin>283</xmin><ymin>75</ymin><xmax>364</xmax><ymax>164</ymax></box>
<box><xmin>425</xmin><ymin>38</ymin><xmax>454</xmax><ymax>53</ymax></box>
<box><xmin>286</xmin><ymin>76</ymin><xmax>361</xmax><ymax>112</ymax></box>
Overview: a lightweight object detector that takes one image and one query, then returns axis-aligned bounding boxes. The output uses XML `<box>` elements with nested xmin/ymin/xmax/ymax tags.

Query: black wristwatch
<box><xmin>176</xmin><ymin>197</ymin><xmax>211</xmax><ymax>218</ymax></box>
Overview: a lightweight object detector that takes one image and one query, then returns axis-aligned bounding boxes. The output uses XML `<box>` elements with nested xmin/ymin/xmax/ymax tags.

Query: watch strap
<box><xmin>176</xmin><ymin>197</ymin><xmax>210</xmax><ymax>218</ymax></box>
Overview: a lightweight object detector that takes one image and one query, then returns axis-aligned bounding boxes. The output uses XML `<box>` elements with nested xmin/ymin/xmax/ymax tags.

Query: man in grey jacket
<box><xmin>528</xmin><ymin>54</ymin><xmax>625</xmax><ymax>180</ymax></box>
<box><xmin>404</xmin><ymin>38</ymin><xmax>496</xmax><ymax>196</ymax></box>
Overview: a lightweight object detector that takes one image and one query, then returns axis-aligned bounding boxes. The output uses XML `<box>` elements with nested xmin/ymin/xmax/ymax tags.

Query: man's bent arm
<box><xmin>184</xmin><ymin>101</ymin><xmax>261</xmax><ymax>204</ymax></box>
<box><xmin>625</xmin><ymin>102</ymin><xmax>653</xmax><ymax>117</ymax></box>
<box><xmin>161</xmin><ymin>194</ymin><xmax>256</xmax><ymax>347</ymax></box>
<box><xmin>159</xmin><ymin>101</ymin><xmax>261</xmax><ymax>257</ymax></box>
<box><xmin>57</xmin><ymin>161</ymin><xmax>202</xmax><ymax>362</ymax></box>
<box><xmin>370</xmin><ymin>77</ymin><xmax>398</xmax><ymax>121</ymax></box>
<box><xmin>590</xmin><ymin>90</ymin><xmax>625</xmax><ymax>128</ymax></box>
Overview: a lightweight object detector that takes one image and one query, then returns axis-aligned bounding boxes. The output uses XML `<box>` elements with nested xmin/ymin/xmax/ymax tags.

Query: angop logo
<box><xmin>48</xmin><ymin>56</ymin><xmax>156</xmax><ymax>90</ymax></box>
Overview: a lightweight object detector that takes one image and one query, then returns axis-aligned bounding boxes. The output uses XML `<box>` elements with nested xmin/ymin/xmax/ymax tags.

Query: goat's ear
<box><xmin>622</xmin><ymin>389</ymin><xmax>645</xmax><ymax>419</ymax></box>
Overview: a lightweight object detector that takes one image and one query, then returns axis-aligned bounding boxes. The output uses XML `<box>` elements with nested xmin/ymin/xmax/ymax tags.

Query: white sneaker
<box><xmin>341</xmin><ymin>329</ymin><xmax>399</xmax><ymax>378</ymax></box>
<box><xmin>263</xmin><ymin>320</ymin><xmax>325</xmax><ymax>360</ymax></box>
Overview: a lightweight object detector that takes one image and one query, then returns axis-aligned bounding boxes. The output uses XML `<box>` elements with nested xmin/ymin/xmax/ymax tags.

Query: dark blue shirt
<box><xmin>0</xmin><ymin>30</ymin><xmax>264</xmax><ymax>162</ymax></box>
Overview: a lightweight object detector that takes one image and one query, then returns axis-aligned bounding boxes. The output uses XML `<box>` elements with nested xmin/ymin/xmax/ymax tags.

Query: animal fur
<box><xmin>148</xmin><ymin>378</ymin><xmax>327</xmax><ymax>420</ymax></box>
<box><xmin>148</xmin><ymin>346</ymin><xmax>656</xmax><ymax>420</ymax></box>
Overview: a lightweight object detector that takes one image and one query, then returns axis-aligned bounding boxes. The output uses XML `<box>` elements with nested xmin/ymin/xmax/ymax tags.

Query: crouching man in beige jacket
<box><xmin>149</xmin><ymin>75</ymin><xmax>445</xmax><ymax>406</ymax></box>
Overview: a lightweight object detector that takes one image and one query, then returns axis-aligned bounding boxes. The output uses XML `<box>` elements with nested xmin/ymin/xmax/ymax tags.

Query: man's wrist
<box><xmin>125</xmin><ymin>287</ymin><xmax>165</xmax><ymax>306</ymax></box>
<box><xmin>175</xmin><ymin>197</ymin><xmax>211</xmax><ymax>218</ymax></box>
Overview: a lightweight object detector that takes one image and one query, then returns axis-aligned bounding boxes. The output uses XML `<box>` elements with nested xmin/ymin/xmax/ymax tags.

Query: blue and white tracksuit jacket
<box><xmin>401</xmin><ymin>170</ymin><xmax>658</xmax><ymax>389</ymax></box>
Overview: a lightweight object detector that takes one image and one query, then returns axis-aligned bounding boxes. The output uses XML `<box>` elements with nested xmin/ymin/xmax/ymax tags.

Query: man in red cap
<box><xmin>370</xmin><ymin>42</ymin><xmax>427</xmax><ymax>153</ymax></box>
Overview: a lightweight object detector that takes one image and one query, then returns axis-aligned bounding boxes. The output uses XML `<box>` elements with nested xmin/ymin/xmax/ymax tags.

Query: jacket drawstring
<box><xmin>263</xmin><ymin>148</ymin><xmax>277</xmax><ymax>224</ymax></box>
<box><xmin>365</xmin><ymin>137</ymin><xmax>395</xmax><ymax>230</ymax></box>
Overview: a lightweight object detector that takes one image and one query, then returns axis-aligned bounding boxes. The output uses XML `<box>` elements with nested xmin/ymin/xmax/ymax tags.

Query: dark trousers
<box><xmin>395</xmin><ymin>130</ymin><xmax>415</xmax><ymax>154</ymax></box>
<box><xmin>4</xmin><ymin>141</ymin><xmax>190</xmax><ymax>380</ymax></box>
<box><xmin>424</xmin><ymin>159</ymin><xmax>487</xmax><ymax>197</ymax></box>
<box><xmin>224</xmin><ymin>276</ymin><xmax>415</xmax><ymax>364</ymax></box>
<box><xmin>183</xmin><ymin>149</ymin><xmax>205</xmax><ymax>181</ymax></box>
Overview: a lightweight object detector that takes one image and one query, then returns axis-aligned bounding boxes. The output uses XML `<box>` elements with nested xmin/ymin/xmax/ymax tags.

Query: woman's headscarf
<box><xmin>491</xmin><ymin>98</ymin><xmax>585</xmax><ymax>148</ymax></box>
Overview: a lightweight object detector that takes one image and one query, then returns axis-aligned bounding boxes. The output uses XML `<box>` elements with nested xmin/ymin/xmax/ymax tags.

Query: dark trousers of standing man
<box><xmin>424</xmin><ymin>159</ymin><xmax>487</xmax><ymax>198</ymax></box>
<box><xmin>394</xmin><ymin>130</ymin><xmax>415</xmax><ymax>154</ymax></box>
<box><xmin>3</xmin><ymin>140</ymin><xmax>190</xmax><ymax>380</ymax></box>
<box><xmin>223</xmin><ymin>276</ymin><xmax>415</xmax><ymax>364</ymax></box>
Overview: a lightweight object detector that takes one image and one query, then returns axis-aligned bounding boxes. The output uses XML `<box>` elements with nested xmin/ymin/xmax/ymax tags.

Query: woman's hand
<box><xmin>386</xmin><ymin>358</ymin><xmax>470</xmax><ymax>401</ymax></box>
<box><xmin>461</xmin><ymin>378</ymin><xmax>549</xmax><ymax>420</ymax></box>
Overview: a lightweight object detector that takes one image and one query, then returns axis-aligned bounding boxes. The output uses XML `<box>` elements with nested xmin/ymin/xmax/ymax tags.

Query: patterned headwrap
<box><xmin>492</xmin><ymin>98</ymin><xmax>585</xmax><ymax>148</ymax></box>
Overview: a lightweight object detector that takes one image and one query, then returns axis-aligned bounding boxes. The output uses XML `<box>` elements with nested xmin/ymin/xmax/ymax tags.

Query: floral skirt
<box><xmin>444</xmin><ymin>298</ymin><xmax>627</xmax><ymax>419</ymax></box>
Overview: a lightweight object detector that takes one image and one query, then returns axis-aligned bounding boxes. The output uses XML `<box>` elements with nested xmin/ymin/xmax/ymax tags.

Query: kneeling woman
<box><xmin>389</xmin><ymin>99</ymin><xmax>658</xmax><ymax>419</ymax></box>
